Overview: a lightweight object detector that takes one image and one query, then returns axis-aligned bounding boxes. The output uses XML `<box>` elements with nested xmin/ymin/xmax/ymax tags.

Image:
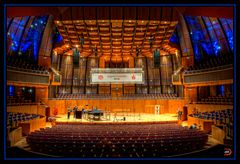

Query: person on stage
<box><xmin>177</xmin><ymin>108</ymin><xmax>182</xmax><ymax>120</ymax></box>
<box><xmin>73</xmin><ymin>106</ymin><xmax>78</xmax><ymax>119</ymax></box>
<box><xmin>67</xmin><ymin>107</ymin><xmax>71</xmax><ymax>119</ymax></box>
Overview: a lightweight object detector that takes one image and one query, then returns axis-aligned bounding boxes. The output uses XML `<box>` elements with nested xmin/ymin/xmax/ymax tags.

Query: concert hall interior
<box><xmin>5</xmin><ymin>6</ymin><xmax>234</xmax><ymax>158</ymax></box>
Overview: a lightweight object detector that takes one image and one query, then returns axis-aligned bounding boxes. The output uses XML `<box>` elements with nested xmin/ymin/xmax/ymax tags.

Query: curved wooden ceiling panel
<box><xmin>54</xmin><ymin>17</ymin><xmax>179</xmax><ymax>60</ymax></box>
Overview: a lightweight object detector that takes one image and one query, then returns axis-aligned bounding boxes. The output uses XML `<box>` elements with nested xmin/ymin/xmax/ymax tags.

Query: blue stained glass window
<box><xmin>7</xmin><ymin>15</ymin><xmax>48</xmax><ymax>63</ymax></box>
<box><xmin>184</xmin><ymin>16</ymin><xmax>213</xmax><ymax>62</ymax></box>
<box><xmin>8</xmin><ymin>86</ymin><xmax>14</xmax><ymax>97</ymax></box>
<box><xmin>216</xmin><ymin>85</ymin><xmax>225</xmax><ymax>96</ymax></box>
<box><xmin>219</xmin><ymin>18</ymin><xmax>233</xmax><ymax>51</ymax></box>
<box><xmin>53</xmin><ymin>29</ymin><xmax>63</xmax><ymax>44</ymax></box>
<box><xmin>185</xmin><ymin>15</ymin><xmax>233</xmax><ymax>63</ymax></box>
<box><xmin>169</xmin><ymin>29</ymin><xmax>179</xmax><ymax>45</ymax></box>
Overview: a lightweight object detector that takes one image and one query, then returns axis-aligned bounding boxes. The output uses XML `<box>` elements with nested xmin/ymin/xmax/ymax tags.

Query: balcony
<box><xmin>7</xmin><ymin>69</ymin><xmax>50</xmax><ymax>86</ymax></box>
<box><xmin>183</xmin><ymin>65</ymin><xmax>233</xmax><ymax>86</ymax></box>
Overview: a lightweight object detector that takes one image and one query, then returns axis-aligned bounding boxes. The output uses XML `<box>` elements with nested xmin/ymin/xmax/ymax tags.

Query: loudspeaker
<box><xmin>73</xmin><ymin>48</ymin><xmax>80</xmax><ymax>67</ymax></box>
<box><xmin>154</xmin><ymin>49</ymin><xmax>160</xmax><ymax>68</ymax></box>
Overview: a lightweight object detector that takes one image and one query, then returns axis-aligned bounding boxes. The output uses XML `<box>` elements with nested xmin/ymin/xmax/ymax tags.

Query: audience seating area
<box><xmin>189</xmin><ymin>109</ymin><xmax>233</xmax><ymax>139</ymax></box>
<box><xmin>56</xmin><ymin>93</ymin><xmax>179</xmax><ymax>100</ymax></box>
<box><xmin>27</xmin><ymin>123</ymin><xmax>208</xmax><ymax>157</ymax></box>
<box><xmin>189</xmin><ymin>109</ymin><xmax>232</xmax><ymax>124</ymax></box>
<box><xmin>7</xmin><ymin>56</ymin><xmax>49</xmax><ymax>74</ymax></box>
<box><xmin>197</xmin><ymin>95</ymin><xmax>233</xmax><ymax>105</ymax></box>
<box><xmin>7</xmin><ymin>96</ymin><xmax>35</xmax><ymax>106</ymax></box>
<box><xmin>184</xmin><ymin>54</ymin><xmax>233</xmax><ymax>74</ymax></box>
<box><xmin>7</xmin><ymin>112</ymin><xmax>41</xmax><ymax>129</ymax></box>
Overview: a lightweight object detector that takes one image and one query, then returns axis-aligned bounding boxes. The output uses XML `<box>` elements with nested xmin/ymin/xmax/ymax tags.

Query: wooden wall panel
<box><xmin>97</xmin><ymin>7</ymin><xmax>110</xmax><ymax>20</ymax></box>
<box><xmin>46</xmin><ymin>99</ymin><xmax>186</xmax><ymax>115</ymax></box>
<box><xmin>83</xmin><ymin>7</ymin><xmax>96</xmax><ymax>20</ymax></box>
<box><xmin>7</xmin><ymin>105</ymin><xmax>38</xmax><ymax>114</ymax></box>
<box><xmin>71</xmin><ymin>7</ymin><xmax>84</xmax><ymax>20</ymax></box>
<box><xmin>149</xmin><ymin>7</ymin><xmax>161</xmax><ymax>20</ymax></box>
<box><xmin>162</xmin><ymin>7</ymin><xmax>172</xmax><ymax>21</ymax></box>
<box><xmin>212</xmin><ymin>125</ymin><xmax>225</xmax><ymax>144</ymax></box>
<box><xmin>9</xmin><ymin>127</ymin><xmax>22</xmax><ymax>146</ymax></box>
<box><xmin>38</xmin><ymin>56</ymin><xmax>51</xmax><ymax>67</ymax></box>
<box><xmin>124</xmin><ymin>7</ymin><xmax>136</xmax><ymax>20</ymax></box>
<box><xmin>184</xmin><ymin>87</ymin><xmax>197</xmax><ymax>103</ymax></box>
<box><xmin>137</xmin><ymin>7</ymin><xmax>149</xmax><ymax>20</ymax></box>
<box><xmin>110</xmin><ymin>7</ymin><xmax>123</xmax><ymax>20</ymax></box>
<box><xmin>35</xmin><ymin>88</ymin><xmax>48</xmax><ymax>103</ymax></box>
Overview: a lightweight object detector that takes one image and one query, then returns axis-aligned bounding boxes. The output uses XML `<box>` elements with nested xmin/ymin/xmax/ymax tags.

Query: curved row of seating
<box><xmin>189</xmin><ymin>109</ymin><xmax>233</xmax><ymax>125</ymax></box>
<box><xmin>196</xmin><ymin>95</ymin><xmax>233</xmax><ymax>105</ymax></box>
<box><xmin>7</xmin><ymin>96</ymin><xmax>34</xmax><ymax>105</ymax></box>
<box><xmin>184</xmin><ymin>53</ymin><xmax>233</xmax><ymax>74</ymax></box>
<box><xmin>7</xmin><ymin>112</ymin><xmax>41</xmax><ymax>129</ymax></box>
<box><xmin>55</xmin><ymin>93</ymin><xmax>179</xmax><ymax>100</ymax></box>
<box><xmin>27</xmin><ymin>123</ymin><xmax>208</xmax><ymax>157</ymax></box>
<box><xmin>7</xmin><ymin>56</ymin><xmax>49</xmax><ymax>74</ymax></box>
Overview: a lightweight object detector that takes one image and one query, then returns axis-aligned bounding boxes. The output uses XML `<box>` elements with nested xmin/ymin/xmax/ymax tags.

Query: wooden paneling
<box><xmin>7</xmin><ymin>104</ymin><xmax>46</xmax><ymax>115</ymax></box>
<box><xmin>97</xmin><ymin>7</ymin><xmax>110</xmax><ymax>20</ymax></box>
<box><xmin>137</xmin><ymin>7</ymin><xmax>149</xmax><ymax>20</ymax></box>
<box><xmin>38</xmin><ymin>56</ymin><xmax>51</xmax><ymax>67</ymax></box>
<box><xmin>9</xmin><ymin>127</ymin><xmax>22</xmax><ymax>146</ymax></box>
<box><xmin>212</xmin><ymin>125</ymin><xmax>225</xmax><ymax>144</ymax></box>
<box><xmin>98</xmin><ymin>86</ymin><xmax>111</xmax><ymax>94</ymax></box>
<box><xmin>72</xmin><ymin>7</ymin><xmax>84</xmax><ymax>20</ymax></box>
<box><xmin>110</xmin><ymin>7</ymin><xmax>123</xmax><ymax>20</ymax></box>
<box><xmin>46</xmin><ymin>99</ymin><xmax>186</xmax><ymax>115</ymax></box>
<box><xmin>187</xmin><ymin>116</ymin><xmax>214</xmax><ymax>132</ymax></box>
<box><xmin>35</xmin><ymin>88</ymin><xmax>48</xmax><ymax>103</ymax></box>
<box><xmin>184</xmin><ymin>86</ymin><xmax>198</xmax><ymax>103</ymax></box>
<box><xmin>18</xmin><ymin>116</ymin><xmax>46</xmax><ymax>136</ymax></box>
<box><xmin>7</xmin><ymin>70</ymin><xmax>50</xmax><ymax>85</ymax></box>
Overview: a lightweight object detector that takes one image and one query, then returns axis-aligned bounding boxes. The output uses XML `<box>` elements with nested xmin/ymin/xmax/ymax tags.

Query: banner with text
<box><xmin>90</xmin><ymin>68</ymin><xmax>144</xmax><ymax>84</ymax></box>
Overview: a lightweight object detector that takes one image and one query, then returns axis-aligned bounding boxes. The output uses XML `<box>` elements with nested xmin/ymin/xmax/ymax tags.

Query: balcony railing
<box><xmin>7</xmin><ymin>69</ymin><xmax>50</xmax><ymax>85</ymax></box>
<box><xmin>183</xmin><ymin>66</ymin><xmax>233</xmax><ymax>84</ymax></box>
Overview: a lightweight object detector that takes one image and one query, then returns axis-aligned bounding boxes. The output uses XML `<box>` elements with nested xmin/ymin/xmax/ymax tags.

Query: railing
<box><xmin>7</xmin><ymin>69</ymin><xmax>50</xmax><ymax>85</ymax></box>
<box><xmin>183</xmin><ymin>66</ymin><xmax>233</xmax><ymax>84</ymax></box>
<box><xmin>51</xmin><ymin>93</ymin><xmax>183</xmax><ymax>100</ymax></box>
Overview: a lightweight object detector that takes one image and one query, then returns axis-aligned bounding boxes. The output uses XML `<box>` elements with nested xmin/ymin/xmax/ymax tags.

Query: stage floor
<box><xmin>54</xmin><ymin>113</ymin><xmax>178</xmax><ymax>124</ymax></box>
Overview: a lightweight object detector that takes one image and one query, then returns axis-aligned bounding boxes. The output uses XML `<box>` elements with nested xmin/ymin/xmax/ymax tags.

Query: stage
<box><xmin>54</xmin><ymin>113</ymin><xmax>179</xmax><ymax>124</ymax></box>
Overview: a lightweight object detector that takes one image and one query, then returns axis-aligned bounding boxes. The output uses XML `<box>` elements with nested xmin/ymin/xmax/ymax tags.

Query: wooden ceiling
<box><xmin>54</xmin><ymin>19</ymin><xmax>178</xmax><ymax>59</ymax></box>
<box><xmin>51</xmin><ymin>7</ymin><xmax>180</xmax><ymax>59</ymax></box>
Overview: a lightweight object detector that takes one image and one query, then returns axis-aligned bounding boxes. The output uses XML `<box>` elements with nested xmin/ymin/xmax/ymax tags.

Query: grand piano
<box><xmin>86</xmin><ymin>108</ymin><xmax>104</xmax><ymax>121</ymax></box>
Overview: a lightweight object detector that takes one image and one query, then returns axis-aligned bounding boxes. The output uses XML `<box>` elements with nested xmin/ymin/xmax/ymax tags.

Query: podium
<box><xmin>45</xmin><ymin>106</ymin><xmax>50</xmax><ymax>121</ymax></box>
<box><xmin>76</xmin><ymin>111</ymin><xmax>82</xmax><ymax>119</ymax></box>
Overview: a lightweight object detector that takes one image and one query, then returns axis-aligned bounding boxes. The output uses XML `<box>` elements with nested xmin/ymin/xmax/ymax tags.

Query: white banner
<box><xmin>91</xmin><ymin>73</ymin><xmax>143</xmax><ymax>84</ymax></box>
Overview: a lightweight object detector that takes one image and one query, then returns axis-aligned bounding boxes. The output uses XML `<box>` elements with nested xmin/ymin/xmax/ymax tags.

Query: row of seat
<box><xmin>197</xmin><ymin>95</ymin><xmax>233</xmax><ymax>105</ymax></box>
<box><xmin>7</xmin><ymin>56</ymin><xmax>49</xmax><ymax>74</ymax></box>
<box><xmin>26</xmin><ymin>123</ymin><xmax>208</xmax><ymax>157</ymax></box>
<box><xmin>7</xmin><ymin>112</ymin><xmax>41</xmax><ymax>129</ymax></box>
<box><xmin>7</xmin><ymin>97</ymin><xmax>33</xmax><ymax>105</ymax></box>
<box><xmin>190</xmin><ymin>109</ymin><xmax>233</xmax><ymax>124</ymax></box>
<box><xmin>56</xmin><ymin>93</ymin><xmax>178</xmax><ymax>100</ymax></box>
<box><xmin>184</xmin><ymin>53</ymin><xmax>233</xmax><ymax>74</ymax></box>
